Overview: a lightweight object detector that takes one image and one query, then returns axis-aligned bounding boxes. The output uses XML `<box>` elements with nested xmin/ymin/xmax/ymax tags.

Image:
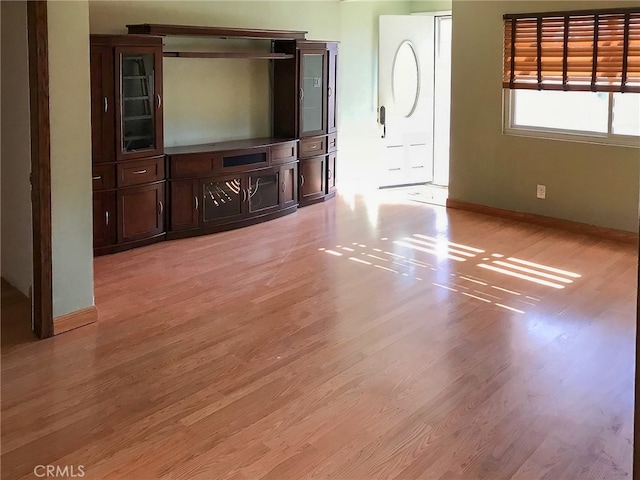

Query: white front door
<box><xmin>378</xmin><ymin>15</ymin><xmax>434</xmax><ymax>187</ymax></box>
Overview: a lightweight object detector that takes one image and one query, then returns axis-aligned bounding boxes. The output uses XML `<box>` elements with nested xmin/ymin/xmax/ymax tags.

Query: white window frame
<box><xmin>503</xmin><ymin>89</ymin><xmax>640</xmax><ymax>148</ymax></box>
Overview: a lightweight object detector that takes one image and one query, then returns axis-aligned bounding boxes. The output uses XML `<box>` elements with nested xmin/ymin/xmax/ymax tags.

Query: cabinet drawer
<box><xmin>170</xmin><ymin>154</ymin><xmax>217</xmax><ymax>179</ymax></box>
<box><xmin>299</xmin><ymin>136</ymin><xmax>327</xmax><ymax>159</ymax></box>
<box><xmin>327</xmin><ymin>133</ymin><xmax>337</xmax><ymax>153</ymax></box>
<box><xmin>92</xmin><ymin>164</ymin><xmax>116</xmax><ymax>191</ymax></box>
<box><xmin>270</xmin><ymin>141</ymin><xmax>298</xmax><ymax>165</ymax></box>
<box><xmin>118</xmin><ymin>156</ymin><xmax>164</xmax><ymax>187</ymax></box>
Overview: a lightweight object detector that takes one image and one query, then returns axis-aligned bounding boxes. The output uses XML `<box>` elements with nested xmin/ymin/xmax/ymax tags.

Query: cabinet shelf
<box><xmin>123</xmin><ymin>75</ymin><xmax>148</xmax><ymax>79</ymax></box>
<box><xmin>163</xmin><ymin>51</ymin><xmax>295</xmax><ymax>60</ymax></box>
<box><xmin>124</xmin><ymin>134</ymin><xmax>153</xmax><ymax>141</ymax></box>
<box><xmin>124</xmin><ymin>115</ymin><xmax>153</xmax><ymax>121</ymax></box>
<box><xmin>124</xmin><ymin>96</ymin><xmax>151</xmax><ymax>101</ymax></box>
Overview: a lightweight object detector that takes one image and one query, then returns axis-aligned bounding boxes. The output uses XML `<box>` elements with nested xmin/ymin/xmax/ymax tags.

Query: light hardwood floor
<box><xmin>1</xmin><ymin>191</ymin><xmax>636</xmax><ymax>479</ymax></box>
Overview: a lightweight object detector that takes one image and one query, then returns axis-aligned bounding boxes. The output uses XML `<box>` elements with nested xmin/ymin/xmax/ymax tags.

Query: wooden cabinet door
<box><xmin>115</xmin><ymin>45</ymin><xmax>163</xmax><ymax>161</ymax></box>
<box><xmin>93</xmin><ymin>191</ymin><xmax>116</xmax><ymax>249</ymax></box>
<box><xmin>117</xmin><ymin>182</ymin><xmax>165</xmax><ymax>243</ymax></box>
<box><xmin>170</xmin><ymin>179</ymin><xmax>198</xmax><ymax>231</ymax></box>
<box><xmin>247</xmin><ymin>167</ymin><xmax>281</xmax><ymax>216</ymax></box>
<box><xmin>327</xmin><ymin>43</ymin><xmax>338</xmax><ymax>134</ymax></box>
<box><xmin>299</xmin><ymin>156</ymin><xmax>326</xmax><ymax>204</ymax></box>
<box><xmin>327</xmin><ymin>152</ymin><xmax>337</xmax><ymax>195</ymax></box>
<box><xmin>281</xmin><ymin>162</ymin><xmax>298</xmax><ymax>209</ymax></box>
<box><xmin>90</xmin><ymin>45</ymin><xmax>115</xmax><ymax>164</ymax></box>
<box><xmin>200</xmin><ymin>174</ymin><xmax>246</xmax><ymax>226</ymax></box>
<box><xmin>298</xmin><ymin>48</ymin><xmax>328</xmax><ymax>138</ymax></box>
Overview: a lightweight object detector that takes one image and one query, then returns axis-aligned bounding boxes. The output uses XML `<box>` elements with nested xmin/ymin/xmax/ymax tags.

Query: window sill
<box><xmin>503</xmin><ymin>126</ymin><xmax>640</xmax><ymax>149</ymax></box>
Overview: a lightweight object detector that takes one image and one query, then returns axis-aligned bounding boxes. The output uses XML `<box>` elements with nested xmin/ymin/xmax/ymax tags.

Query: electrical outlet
<box><xmin>536</xmin><ymin>184</ymin><xmax>546</xmax><ymax>199</ymax></box>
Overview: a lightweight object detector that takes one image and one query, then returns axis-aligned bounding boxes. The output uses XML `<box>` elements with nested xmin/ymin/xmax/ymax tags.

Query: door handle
<box><xmin>158</xmin><ymin>200</ymin><xmax>164</xmax><ymax>216</ymax></box>
<box><xmin>194</xmin><ymin>196</ymin><xmax>198</xmax><ymax>211</ymax></box>
<box><xmin>92</xmin><ymin>175</ymin><xmax>102</xmax><ymax>181</ymax></box>
<box><xmin>328</xmin><ymin>169</ymin><xmax>332</xmax><ymax>180</ymax></box>
<box><xmin>328</xmin><ymin>86</ymin><xmax>333</xmax><ymax>97</ymax></box>
<box><xmin>104</xmin><ymin>97</ymin><xmax>108</xmax><ymax>113</ymax></box>
<box><xmin>299</xmin><ymin>88</ymin><xmax>304</xmax><ymax>101</ymax></box>
<box><xmin>300</xmin><ymin>174</ymin><xmax>305</xmax><ymax>187</ymax></box>
<box><xmin>379</xmin><ymin>105</ymin><xmax>386</xmax><ymax>139</ymax></box>
<box><xmin>105</xmin><ymin>210</ymin><xmax>110</xmax><ymax>226</ymax></box>
<box><xmin>157</xmin><ymin>94</ymin><xmax>162</xmax><ymax>108</ymax></box>
<box><xmin>281</xmin><ymin>181</ymin><xmax>286</xmax><ymax>193</ymax></box>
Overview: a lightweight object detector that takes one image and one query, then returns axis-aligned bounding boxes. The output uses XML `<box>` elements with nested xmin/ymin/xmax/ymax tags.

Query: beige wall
<box><xmin>411</xmin><ymin>1</ymin><xmax>452</xmax><ymax>13</ymax></box>
<box><xmin>1</xmin><ymin>0</ymin><xmax>33</xmax><ymax>296</ymax></box>
<box><xmin>450</xmin><ymin>0</ymin><xmax>640</xmax><ymax>232</ymax></box>
<box><xmin>48</xmin><ymin>0</ymin><xmax>94</xmax><ymax>318</ymax></box>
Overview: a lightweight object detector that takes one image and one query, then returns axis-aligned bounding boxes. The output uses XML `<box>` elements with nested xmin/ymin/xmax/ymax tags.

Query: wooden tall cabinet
<box><xmin>273</xmin><ymin>40</ymin><xmax>338</xmax><ymax>206</ymax></box>
<box><xmin>90</xmin><ymin>35</ymin><xmax>165</xmax><ymax>256</ymax></box>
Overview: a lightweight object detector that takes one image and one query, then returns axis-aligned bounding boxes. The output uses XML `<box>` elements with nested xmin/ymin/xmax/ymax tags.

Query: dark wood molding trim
<box><xmin>446</xmin><ymin>198</ymin><xmax>638</xmax><ymax>245</ymax></box>
<box><xmin>27</xmin><ymin>0</ymin><xmax>53</xmax><ymax>339</ymax></box>
<box><xmin>636</xmin><ymin>222</ymin><xmax>640</xmax><ymax>479</ymax></box>
<box><xmin>53</xmin><ymin>306</ymin><xmax>98</xmax><ymax>335</ymax></box>
<box><xmin>126</xmin><ymin>23</ymin><xmax>307</xmax><ymax>40</ymax></box>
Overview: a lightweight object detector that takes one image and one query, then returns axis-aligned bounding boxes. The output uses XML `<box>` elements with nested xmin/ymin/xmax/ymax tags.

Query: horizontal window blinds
<box><xmin>503</xmin><ymin>8</ymin><xmax>640</xmax><ymax>93</ymax></box>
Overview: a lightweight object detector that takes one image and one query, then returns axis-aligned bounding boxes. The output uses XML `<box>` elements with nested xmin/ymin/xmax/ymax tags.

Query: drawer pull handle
<box><xmin>310</xmin><ymin>145</ymin><xmax>318</xmax><ymax>149</ymax></box>
<box><xmin>92</xmin><ymin>175</ymin><xmax>102</xmax><ymax>181</ymax></box>
<box><xmin>133</xmin><ymin>169</ymin><xmax>147</xmax><ymax>175</ymax></box>
<box><xmin>159</xmin><ymin>201</ymin><xmax>164</xmax><ymax>216</ymax></box>
<box><xmin>300</xmin><ymin>174</ymin><xmax>305</xmax><ymax>187</ymax></box>
<box><xmin>242</xmin><ymin>189</ymin><xmax>247</xmax><ymax>202</ymax></box>
<box><xmin>105</xmin><ymin>210</ymin><xmax>110</xmax><ymax>226</ymax></box>
<box><xmin>195</xmin><ymin>196</ymin><xmax>199</xmax><ymax>211</ymax></box>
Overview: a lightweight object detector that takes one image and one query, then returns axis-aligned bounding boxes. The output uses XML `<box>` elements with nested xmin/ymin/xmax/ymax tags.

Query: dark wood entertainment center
<box><xmin>90</xmin><ymin>24</ymin><xmax>338</xmax><ymax>255</ymax></box>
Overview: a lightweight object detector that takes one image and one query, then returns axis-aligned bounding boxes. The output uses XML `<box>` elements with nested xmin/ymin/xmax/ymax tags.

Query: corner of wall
<box><xmin>48</xmin><ymin>0</ymin><xmax>95</xmax><ymax>317</ymax></box>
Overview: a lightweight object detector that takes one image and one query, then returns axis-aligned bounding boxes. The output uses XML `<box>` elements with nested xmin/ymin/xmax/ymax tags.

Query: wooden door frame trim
<box><xmin>632</xmin><ymin>247</ymin><xmax>640</xmax><ymax>480</ymax></box>
<box><xmin>27</xmin><ymin>0</ymin><xmax>53</xmax><ymax>339</ymax></box>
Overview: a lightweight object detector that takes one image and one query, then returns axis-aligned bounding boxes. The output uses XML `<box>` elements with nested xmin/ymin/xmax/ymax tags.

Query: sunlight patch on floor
<box><xmin>318</xmin><ymin>234</ymin><xmax>582</xmax><ymax>316</ymax></box>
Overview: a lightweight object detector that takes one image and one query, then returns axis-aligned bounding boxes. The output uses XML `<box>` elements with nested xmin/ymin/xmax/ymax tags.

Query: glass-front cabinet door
<box><xmin>299</xmin><ymin>49</ymin><xmax>327</xmax><ymax>137</ymax></box>
<box><xmin>247</xmin><ymin>170</ymin><xmax>280</xmax><ymax>215</ymax></box>
<box><xmin>115</xmin><ymin>46</ymin><xmax>163</xmax><ymax>160</ymax></box>
<box><xmin>201</xmin><ymin>176</ymin><xmax>244</xmax><ymax>225</ymax></box>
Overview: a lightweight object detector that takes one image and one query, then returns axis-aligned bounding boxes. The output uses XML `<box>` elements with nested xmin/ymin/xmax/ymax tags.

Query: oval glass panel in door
<box><xmin>392</xmin><ymin>41</ymin><xmax>420</xmax><ymax>117</ymax></box>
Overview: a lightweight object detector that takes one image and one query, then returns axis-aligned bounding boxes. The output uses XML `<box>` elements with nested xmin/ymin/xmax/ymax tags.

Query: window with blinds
<box><xmin>503</xmin><ymin>8</ymin><xmax>640</xmax><ymax>93</ymax></box>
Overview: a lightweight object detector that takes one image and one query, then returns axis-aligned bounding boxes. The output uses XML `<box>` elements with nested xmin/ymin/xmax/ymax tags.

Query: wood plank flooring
<box><xmin>1</xmin><ymin>279</ymin><xmax>37</xmax><ymax>352</ymax></box>
<box><xmin>1</xmin><ymin>191</ymin><xmax>636</xmax><ymax>479</ymax></box>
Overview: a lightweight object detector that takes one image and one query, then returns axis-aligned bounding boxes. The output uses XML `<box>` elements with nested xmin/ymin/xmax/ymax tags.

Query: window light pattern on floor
<box><xmin>319</xmin><ymin>234</ymin><xmax>581</xmax><ymax>315</ymax></box>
